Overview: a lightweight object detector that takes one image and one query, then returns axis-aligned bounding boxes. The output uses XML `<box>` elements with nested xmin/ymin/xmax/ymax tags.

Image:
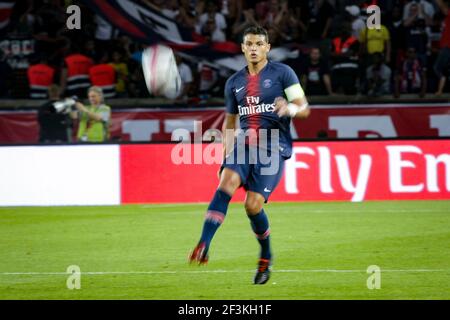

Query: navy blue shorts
<box><xmin>221</xmin><ymin>143</ymin><xmax>285</xmax><ymax>202</ymax></box>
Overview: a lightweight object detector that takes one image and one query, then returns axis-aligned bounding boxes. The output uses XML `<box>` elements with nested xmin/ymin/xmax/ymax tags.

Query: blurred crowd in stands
<box><xmin>2</xmin><ymin>0</ymin><xmax>450</xmax><ymax>102</ymax></box>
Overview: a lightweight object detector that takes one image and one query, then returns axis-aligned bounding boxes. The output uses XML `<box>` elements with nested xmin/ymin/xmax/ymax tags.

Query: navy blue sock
<box><xmin>248</xmin><ymin>209</ymin><xmax>271</xmax><ymax>260</ymax></box>
<box><xmin>199</xmin><ymin>189</ymin><xmax>231</xmax><ymax>250</ymax></box>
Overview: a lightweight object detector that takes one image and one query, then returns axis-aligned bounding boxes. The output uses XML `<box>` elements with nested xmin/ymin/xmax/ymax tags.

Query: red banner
<box><xmin>297</xmin><ymin>104</ymin><xmax>450</xmax><ymax>139</ymax></box>
<box><xmin>0</xmin><ymin>104</ymin><xmax>449</xmax><ymax>143</ymax></box>
<box><xmin>0</xmin><ymin>112</ymin><xmax>39</xmax><ymax>143</ymax></box>
<box><xmin>111</xmin><ymin>109</ymin><xmax>224</xmax><ymax>141</ymax></box>
<box><xmin>120</xmin><ymin>140</ymin><xmax>450</xmax><ymax>203</ymax></box>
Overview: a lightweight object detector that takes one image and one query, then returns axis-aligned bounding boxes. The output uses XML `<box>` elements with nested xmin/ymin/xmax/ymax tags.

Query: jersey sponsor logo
<box><xmin>238</xmin><ymin>96</ymin><xmax>275</xmax><ymax>116</ymax></box>
<box><xmin>235</xmin><ymin>86</ymin><xmax>245</xmax><ymax>93</ymax></box>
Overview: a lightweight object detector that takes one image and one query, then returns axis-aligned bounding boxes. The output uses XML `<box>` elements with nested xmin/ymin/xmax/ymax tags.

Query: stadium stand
<box><xmin>1</xmin><ymin>0</ymin><xmax>450</xmax><ymax>100</ymax></box>
<box><xmin>0</xmin><ymin>0</ymin><xmax>449</xmax><ymax>144</ymax></box>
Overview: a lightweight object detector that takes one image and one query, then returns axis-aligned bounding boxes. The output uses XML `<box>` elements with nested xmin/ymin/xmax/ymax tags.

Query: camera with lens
<box><xmin>52</xmin><ymin>96</ymin><xmax>80</xmax><ymax>114</ymax></box>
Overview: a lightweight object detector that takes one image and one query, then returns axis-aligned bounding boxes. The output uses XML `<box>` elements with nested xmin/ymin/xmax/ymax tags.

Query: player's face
<box><xmin>242</xmin><ymin>34</ymin><xmax>270</xmax><ymax>64</ymax></box>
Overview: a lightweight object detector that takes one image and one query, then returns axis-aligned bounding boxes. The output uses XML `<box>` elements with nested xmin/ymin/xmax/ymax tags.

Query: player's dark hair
<box><xmin>242</xmin><ymin>26</ymin><xmax>269</xmax><ymax>43</ymax></box>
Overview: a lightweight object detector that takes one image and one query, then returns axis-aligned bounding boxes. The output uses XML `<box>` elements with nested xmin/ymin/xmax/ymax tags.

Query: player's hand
<box><xmin>273</xmin><ymin>96</ymin><xmax>290</xmax><ymax>117</ymax></box>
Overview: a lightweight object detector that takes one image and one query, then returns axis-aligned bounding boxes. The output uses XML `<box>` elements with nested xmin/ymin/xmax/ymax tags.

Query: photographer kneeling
<box><xmin>71</xmin><ymin>86</ymin><xmax>111</xmax><ymax>142</ymax></box>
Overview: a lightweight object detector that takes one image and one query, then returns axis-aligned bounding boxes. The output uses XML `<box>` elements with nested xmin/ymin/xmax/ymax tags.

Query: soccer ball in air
<box><xmin>142</xmin><ymin>44</ymin><xmax>182</xmax><ymax>100</ymax></box>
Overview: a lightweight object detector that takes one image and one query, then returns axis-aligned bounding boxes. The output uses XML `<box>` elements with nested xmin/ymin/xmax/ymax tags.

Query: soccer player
<box><xmin>189</xmin><ymin>26</ymin><xmax>310</xmax><ymax>284</ymax></box>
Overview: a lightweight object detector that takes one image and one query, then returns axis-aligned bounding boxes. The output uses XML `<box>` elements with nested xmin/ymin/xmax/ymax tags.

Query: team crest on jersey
<box><xmin>263</xmin><ymin>79</ymin><xmax>272</xmax><ymax>88</ymax></box>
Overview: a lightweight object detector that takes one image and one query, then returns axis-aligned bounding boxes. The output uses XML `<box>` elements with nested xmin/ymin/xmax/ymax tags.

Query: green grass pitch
<box><xmin>0</xmin><ymin>200</ymin><xmax>449</xmax><ymax>300</ymax></box>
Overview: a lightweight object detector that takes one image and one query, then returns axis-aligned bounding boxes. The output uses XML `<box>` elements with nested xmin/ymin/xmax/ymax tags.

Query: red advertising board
<box><xmin>297</xmin><ymin>104</ymin><xmax>450</xmax><ymax>139</ymax></box>
<box><xmin>0</xmin><ymin>104</ymin><xmax>449</xmax><ymax>143</ymax></box>
<box><xmin>0</xmin><ymin>112</ymin><xmax>39</xmax><ymax>143</ymax></box>
<box><xmin>120</xmin><ymin>140</ymin><xmax>450</xmax><ymax>204</ymax></box>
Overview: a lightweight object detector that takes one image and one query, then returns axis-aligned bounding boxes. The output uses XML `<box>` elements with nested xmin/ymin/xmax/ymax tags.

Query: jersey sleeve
<box><xmin>224</xmin><ymin>77</ymin><xmax>238</xmax><ymax>114</ymax></box>
<box><xmin>282</xmin><ymin>65</ymin><xmax>305</xmax><ymax>102</ymax></box>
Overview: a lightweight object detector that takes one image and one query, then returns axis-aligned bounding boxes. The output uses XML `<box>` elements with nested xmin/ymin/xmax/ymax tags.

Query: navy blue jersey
<box><xmin>224</xmin><ymin>60</ymin><xmax>302</xmax><ymax>159</ymax></box>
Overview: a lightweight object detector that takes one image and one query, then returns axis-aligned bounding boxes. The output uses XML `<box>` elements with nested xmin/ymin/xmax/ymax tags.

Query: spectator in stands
<box><xmin>232</xmin><ymin>8</ymin><xmax>259</xmax><ymax>42</ymax></box>
<box><xmin>386</xmin><ymin>5</ymin><xmax>406</xmax><ymax>70</ymax></box>
<box><xmin>359</xmin><ymin>16</ymin><xmax>391</xmax><ymax>65</ymax></box>
<box><xmin>220</xmin><ymin>0</ymin><xmax>243</xmax><ymax>39</ymax></box>
<box><xmin>27</xmin><ymin>56</ymin><xmax>55</xmax><ymax>99</ymax></box>
<box><xmin>201</xmin><ymin>17</ymin><xmax>227</xmax><ymax>42</ymax></box>
<box><xmin>33</xmin><ymin>0</ymin><xmax>68</xmax><ymax>66</ymax></box>
<box><xmin>427</xmin><ymin>12</ymin><xmax>445</xmax><ymax>53</ymax></box>
<box><xmin>94</xmin><ymin>14</ymin><xmax>118</xmax><ymax>57</ymax></box>
<box><xmin>304</xmin><ymin>0</ymin><xmax>335</xmax><ymax>42</ymax></box>
<box><xmin>330</xmin><ymin>23</ymin><xmax>360</xmax><ymax>95</ymax></box>
<box><xmin>271</xmin><ymin>0</ymin><xmax>302</xmax><ymax>43</ymax></box>
<box><xmin>434</xmin><ymin>0</ymin><xmax>450</xmax><ymax>95</ymax></box>
<box><xmin>299</xmin><ymin>47</ymin><xmax>334</xmax><ymax>96</ymax></box>
<box><xmin>266</xmin><ymin>25</ymin><xmax>283</xmax><ymax>47</ymax></box>
<box><xmin>426</xmin><ymin>11</ymin><xmax>444</xmax><ymax>91</ymax></box>
<box><xmin>403</xmin><ymin>0</ymin><xmax>435</xmax><ymax>26</ymax></box>
<box><xmin>345</xmin><ymin>5</ymin><xmax>365</xmax><ymax>39</ymax></box>
<box><xmin>366</xmin><ymin>52</ymin><xmax>392</xmax><ymax>97</ymax></box>
<box><xmin>253</xmin><ymin>0</ymin><xmax>283</xmax><ymax>28</ymax></box>
<box><xmin>109</xmin><ymin>50</ymin><xmax>129</xmax><ymax>97</ymax></box>
<box><xmin>403</xmin><ymin>0</ymin><xmax>433</xmax><ymax>25</ymax></box>
<box><xmin>177</xmin><ymin>0</ymin><xmax>198</xmax><ymax>30</ymax></box>
<box><xmin>175</xmin><ymin>54</ymin><xmax>194</xmax><ymax>102</ymax></box>
<box><xmin>60</xmin><ymin>46</ymin><xmax>94</xmax><ymax>98</ymax></box>
<box><xmin>394</xmin><ymin>47</ymin><xmax>427</xmax><ymax>98</ymax></box>
<box><xmin>83</xmin><ymin>40</ymin><xmax>102</xmax><ymax>63</ymax></box>
<box><xmin>34</xmin><ymin>0</ymin><xmax>66</xmax><ymax>34</ymax></box>
<box><xmin>196</xmin><ymin>1</ymin><xmax>227</xmax><ymax>38</ymax></box>
<box><xmin>403</xmin><ymin>1</ymin><xmax>429</xmax><ymax>67</ymax></box>
<box><xmin>197</xmin><ymin>61</ymin><xmax>219</xmax><ymax>100</ymax></box>
<box><xmin>16</xmin><ymin>4</ymin><xmax>37</xmax><ymax>36</ymax></box>
<box><xmin>71</xmin><ymin>86</ymin><xmax>111</xmax><ymax>143</ymax></box>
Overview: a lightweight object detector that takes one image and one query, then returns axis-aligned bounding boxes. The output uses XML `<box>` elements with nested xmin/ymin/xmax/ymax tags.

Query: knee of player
<box><xmin>245</xmin><ymin>198</ymin><xmax>263</xmax><ymax>215</ymax></box>
<box><xmin>219</xmin><ymin>171</ymin><xmax>241</xmax><ymax>193</ymax></box>
<box><xmin>219</xmin><ymin>180</ymin><xmax>238</xmax><ymax>193</ymax></box>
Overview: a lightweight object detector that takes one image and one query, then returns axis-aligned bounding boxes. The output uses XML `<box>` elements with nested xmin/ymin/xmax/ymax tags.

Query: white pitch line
<box><xmin>0</xmin><ymin>269</ymin><xmax>449</xmax><ymax>276</ymax></box>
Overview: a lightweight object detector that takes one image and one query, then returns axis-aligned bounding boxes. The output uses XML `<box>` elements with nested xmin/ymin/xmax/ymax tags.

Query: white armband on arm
<box><xmin>284</xmin><ymin>83</ymin><xmax>305</xmax><ymax>101</ymax></box>
<box><xmin>285</xmin><ymin>83</ymin><xmax>308</xmax><ymax>117</ymax></box>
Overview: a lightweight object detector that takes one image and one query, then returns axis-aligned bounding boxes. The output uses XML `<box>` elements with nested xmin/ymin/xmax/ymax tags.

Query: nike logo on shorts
<box><xmin>264</xmin><ymin>188</ymin><xmax>271</xmax><ymax>193</ymax></box>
